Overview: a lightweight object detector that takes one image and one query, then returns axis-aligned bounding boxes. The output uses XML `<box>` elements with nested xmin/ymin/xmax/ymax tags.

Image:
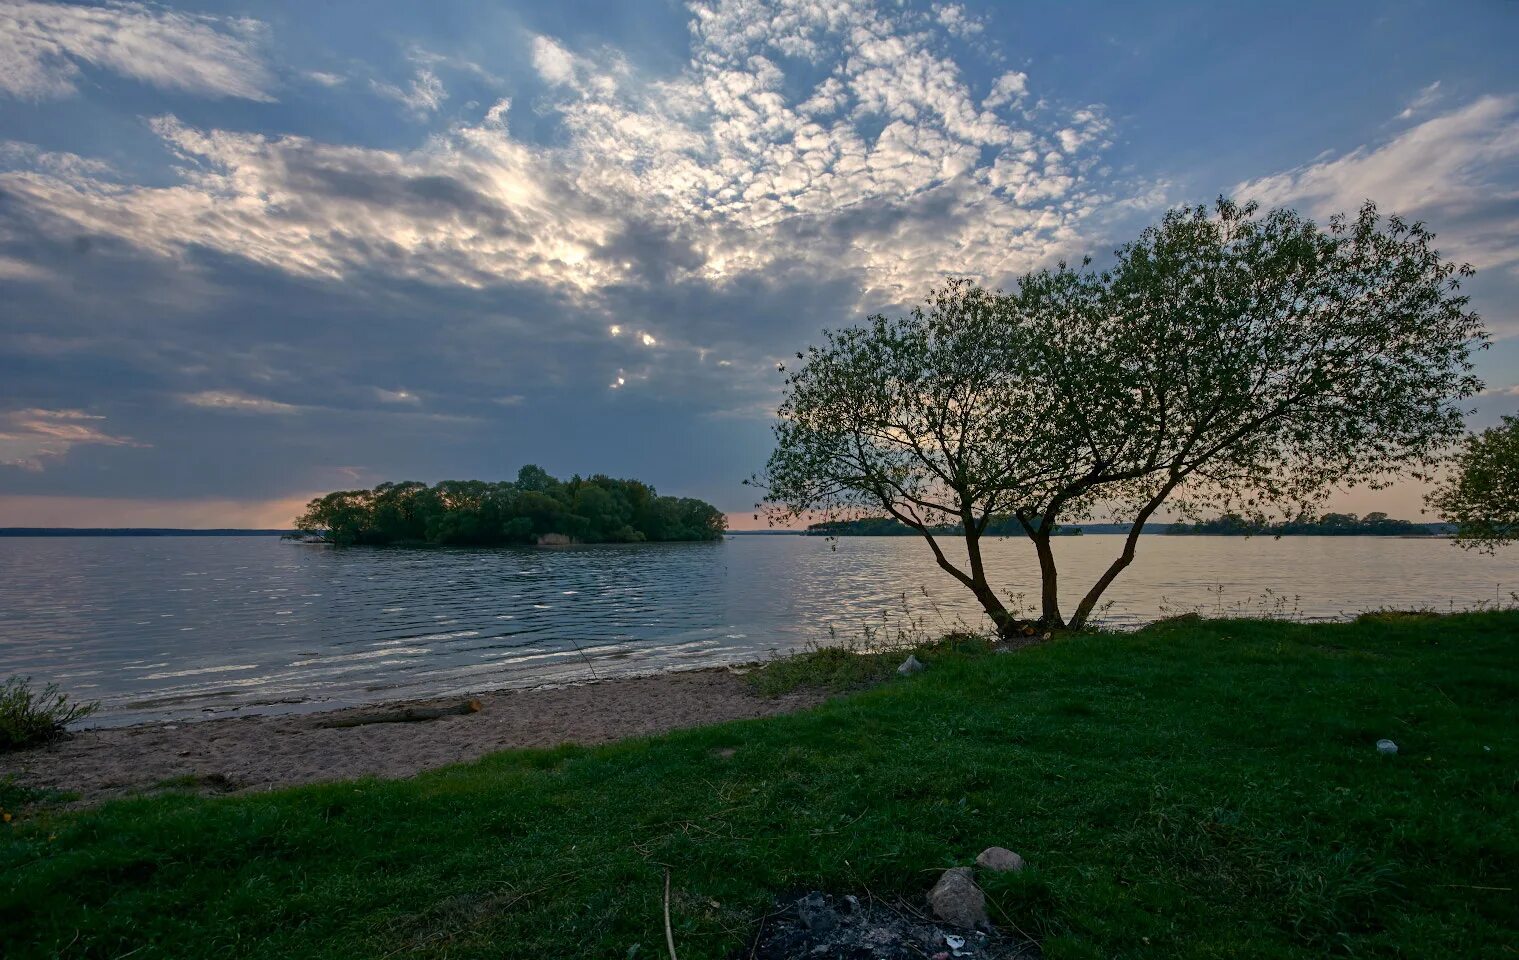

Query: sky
<box><xmin>1</xmin><ymin>0</ymin><xmax>1517</xmax><ymax>529</ymax></box>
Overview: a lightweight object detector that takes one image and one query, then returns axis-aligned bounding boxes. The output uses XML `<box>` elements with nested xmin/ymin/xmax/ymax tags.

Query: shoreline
<box><xmin>3</xmin><ymin>666</ymin><xmax>829</xmax><ymax>804</ymax></box>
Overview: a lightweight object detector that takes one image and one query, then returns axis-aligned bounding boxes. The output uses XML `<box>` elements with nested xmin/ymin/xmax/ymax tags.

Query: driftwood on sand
<box><xmin>315</xmin><ymin>699</ymin><xmax>483</xmax><ymax>729</ymax></box>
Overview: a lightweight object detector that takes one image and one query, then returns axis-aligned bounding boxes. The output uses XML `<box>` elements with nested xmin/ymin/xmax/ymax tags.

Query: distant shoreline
<box><xmin>0</xmin><ymin>527</ymin><xmax>1453</xmax><ymax>539</ymax></box>
<box><xmin>0</xmin><ymin>528</ymin><xmax>295</xmax><ymax>538</ymax></box>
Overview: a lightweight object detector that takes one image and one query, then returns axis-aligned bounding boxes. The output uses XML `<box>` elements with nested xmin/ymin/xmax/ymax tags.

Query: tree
<box><xmin>758</xmin><ymin>199</ymin><xmax>1484</xmax><ymax>634</ymax></box>
<box><xmin>755</xmin><ymin>280</ymin><xmax>1079</xmax><ymax>636</ymax></box>
<box><xmin>1427</xmin><ymin>415</ymin><xmax>1519</xmax><ymax>551</ymax></box>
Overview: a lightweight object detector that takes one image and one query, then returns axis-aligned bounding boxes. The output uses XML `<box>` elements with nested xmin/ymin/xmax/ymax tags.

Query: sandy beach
<box><xmin>3</xmin><ymin>668</ymin><xmax>828</xmax><ymax>804</ymax></box>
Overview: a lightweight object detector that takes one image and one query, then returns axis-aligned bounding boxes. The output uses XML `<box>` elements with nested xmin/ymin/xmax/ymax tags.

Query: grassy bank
<box><xmin>3</xmin><ymin>613</ymin><xmax>1516</xmax><ymax>958</ymax></box>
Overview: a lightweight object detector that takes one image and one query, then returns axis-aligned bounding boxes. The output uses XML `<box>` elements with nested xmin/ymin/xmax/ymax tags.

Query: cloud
<box><xmin>0</xmin><ymin>0</ymin><xmax>1141</xmax><ymax>309</ymax></box>
<box><xmin>983</xmin><ymin>70</ymin><xmax>1028</xmax><ymax>109</ymax></box>
<box><xmin>371</xmin><ymin>67</ymin><xmax>447</xmax><ymax>117</ymax></box>
<box><xmin>0</xmin><ymin>0</ymin><xmax>1160</xmax><ymax>503</ymax></box>
<box><xmin>1237</xmin><ymin>96</ymin><xmax>1519</xmax><ymax>276</ymax></box>
<box><xmin>1399</xmin><ymin>80</ymin><xmax>1442</xmax><ymax>120</ymax></box>
<box><xmin>0</xmin><ymin>408</ymin><xmax>141</xmax><ymax>471</ymax></box>
<box><xmin>484</xmin><ymin>97</ymin><xmax>511</xmax><ymax>129</ymax></box>
<box><xmin>0</xmin><ymin>1</ymin><xmax>273</xmax><ymax>101</ymax></box>
<box><xmin>180</xmin><ymin>390</ymin><xmax>302</xmax><ymax>414</ymax></box>
<box><xmin>933</xmin><ymin>3</ymin><xmax>985</xmax><ymax>39</ymax></box>
<box><xmin>531</xmin><ymin>35</ymin><xmax>579</xmax><ymax>87</ymax></box>
<box><xmin>0</xmin><ymin>254</ymin><xmax>51</xmax><ymax>281</ymax></box>
<box><xmin>0</xmin><ymin>139</ymin><xmax>114</xmax><ymax>177</ymax></box>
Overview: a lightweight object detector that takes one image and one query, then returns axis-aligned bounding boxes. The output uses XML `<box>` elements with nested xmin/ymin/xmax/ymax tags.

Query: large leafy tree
<box><xmin>1427</xmin><ymin>416</ymin><xmax>1519</xmax><ymax>551</ymax></box>
<box><xmin>754</xmin><ymin>280</ymin><xmax>1081</xmax><ymax>635</ymax></box>
<box><xmin>759</xmin><ymin>200</ymin><xmax>1485</xmax><ymax>634</ymax></box>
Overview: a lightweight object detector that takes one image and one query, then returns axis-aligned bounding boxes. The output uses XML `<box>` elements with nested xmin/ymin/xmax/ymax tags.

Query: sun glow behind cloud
<box><xmin>0</xmin><ymin>0</ymin><xmax>1130</xmax><ymax>307</ymax></box>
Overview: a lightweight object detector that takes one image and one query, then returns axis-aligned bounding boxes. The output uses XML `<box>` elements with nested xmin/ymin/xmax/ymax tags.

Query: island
<box><xmin>294</xmin><ymin>465</ymin><xmax>726</xmax><ymax>546</ymax></box>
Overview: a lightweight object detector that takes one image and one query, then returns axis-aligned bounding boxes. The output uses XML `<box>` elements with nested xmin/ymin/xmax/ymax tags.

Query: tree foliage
<box><xmin>759</xmin><ymin>199</ymin><xmax>1484</xmax><ymax>633</ymax></box>
<box><xmin>296</xmin><ymin>466</ymin><xmax>726</xmax><ymax>546</ymax></box>
<box><xmin>1427</xmin><ymin>415</ymin><xmax>1519</xmax><ymax>551</ymax></box>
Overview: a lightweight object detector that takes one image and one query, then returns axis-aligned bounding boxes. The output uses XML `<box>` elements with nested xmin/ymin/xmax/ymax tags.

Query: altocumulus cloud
<box><xmin>0</xmin><ymin>0</ymin><xmax>1159</xmax><ymax>508</ymax></box>
<box><xmin>0</xmin><ymin>0</ymin><xmax>1131</xmax><ymax>307</ymax></box>
<box><xmin>12</xmin><ymin>1</ymin><xmax>1511</xmax><ymax>520</ymax></box>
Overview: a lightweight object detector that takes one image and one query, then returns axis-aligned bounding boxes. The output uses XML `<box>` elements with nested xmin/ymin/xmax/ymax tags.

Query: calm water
<box><xmin>2</xmin><ymin>534</ymin><xmax>1517</xmax><ymax>727</ymax></box>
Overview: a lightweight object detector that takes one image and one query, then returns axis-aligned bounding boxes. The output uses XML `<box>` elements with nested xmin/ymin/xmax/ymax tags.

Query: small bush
<box><xmin>0</xmin><ymin>676</ymin><xmax>98</xmax><ymax>751</ymax></box>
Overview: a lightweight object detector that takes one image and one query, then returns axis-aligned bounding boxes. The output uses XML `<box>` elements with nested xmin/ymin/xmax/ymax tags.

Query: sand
<box><xmin>3</xmin><ymin>668</ymin><xmax>828</xmax><ymax>804</ymax></box>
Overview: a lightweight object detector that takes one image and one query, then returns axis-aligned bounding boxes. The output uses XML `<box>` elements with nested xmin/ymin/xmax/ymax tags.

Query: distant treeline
<box><xmin>1167</xmin><ymin>512</ymin><xmax>1444</xmax><ymax>537</ymax></box>
<box><xmin>806</xmin><ymin>516</ymin><xmax>1082</xmax><ymax>537</ymax></box>
<box><xmin>0</xmin><ymin>529</ymin><xmax>292</xmax><ymax>537</ymax></box>
<box><xmin>296</xmin><ymin>466</ymin><xmax>726</xmax><ymax>546</ymax></box>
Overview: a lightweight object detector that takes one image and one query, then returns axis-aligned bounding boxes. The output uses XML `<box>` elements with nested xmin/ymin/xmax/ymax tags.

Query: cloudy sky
<box><xmin>1</xmin><ymin>0</ymin><xmax>1517</xmax><ymax>528</ymax></box>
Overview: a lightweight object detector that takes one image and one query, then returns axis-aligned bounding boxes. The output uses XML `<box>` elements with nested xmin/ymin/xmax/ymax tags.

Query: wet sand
<box><xmin>3</xmin><ymin>668</ymin><xmax>827</xmax><ymax>804</ymax></box>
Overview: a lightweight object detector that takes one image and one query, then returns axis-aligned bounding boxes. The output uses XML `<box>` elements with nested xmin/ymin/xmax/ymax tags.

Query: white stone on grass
<box><xmin>898</xmin><ymin>654</ymin><xmax>925</xmax><ymax>675</ymax></box>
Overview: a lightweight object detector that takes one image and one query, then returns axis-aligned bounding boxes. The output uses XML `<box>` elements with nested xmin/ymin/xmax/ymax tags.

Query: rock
<box><xmin>1376</xmin><ymin>739</ymin><xmax>1398</xmax><ymax>755</ymax></box>
<box><xmin>794</xmin><ymin>892</ymin><xmax>837</xmax><ymax>934</ymax></box>
<box><xmin>898</xmin><ymin>654</ymin><xmax>926</xmax><ymax>675</ymax></box>
<box><xmin>975</xmin><ymin>847</ymin><xmax>1025</xmax><ymax>873</ymax></box>
<box><xmin>927</xmin><ymin>867</ymin><xmax>988</xmax><ymax>930</ymax></box>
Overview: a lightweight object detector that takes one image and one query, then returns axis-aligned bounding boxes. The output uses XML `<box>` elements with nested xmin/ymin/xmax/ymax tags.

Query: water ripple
<box><xmin>2</xmin><ymin>535</ymin><xmax>1517</xmax><ymax>726</ymax></box>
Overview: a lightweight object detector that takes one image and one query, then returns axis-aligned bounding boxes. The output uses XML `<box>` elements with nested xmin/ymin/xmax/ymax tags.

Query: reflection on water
<box><xmin>1</xmin><ymin>534</ymin><xmax>1516</xmax><ymax>726</ymax></box>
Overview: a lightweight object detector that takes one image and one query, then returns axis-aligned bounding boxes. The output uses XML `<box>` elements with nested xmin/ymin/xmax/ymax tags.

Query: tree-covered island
<box><xmin>294</xmin><ymin>466</ymin><xmax>726</xmax><ymax>546</ymax></box>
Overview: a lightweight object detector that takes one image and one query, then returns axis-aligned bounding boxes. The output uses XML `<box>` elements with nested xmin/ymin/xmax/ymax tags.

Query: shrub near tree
<box><xmin>759</xmin><ymin>199</ymin><xmax>1485</xmax><ymax>635</ymax></box>
<box><xmin>1428</xmin><ymin>415</ymin><xmax>1519</xmax><ymax>551</ymax></box>
<box><xmin>296</xmin><ymin>465</ymin><xmax>726</xmax><ymax>546</ymax></box>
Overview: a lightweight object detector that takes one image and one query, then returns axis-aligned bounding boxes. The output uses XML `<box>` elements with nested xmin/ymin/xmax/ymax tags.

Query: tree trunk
<box><xmin>1029</xmin><ymin>531</ymin><xmax>1065</xmax><ymax>628</ymax></box>
<box><xmin>1069</xmin><ymin>478</ymin><xmax>1180</xmax><ymax>629</ymax></box>
<box><xmin>962</xmin><ymin>521</ymin><xmax>1018</xmax><ymax>639</ymax></box>
<box><xmin>970</xmin><ymin>578</ymin><xmax>1017</xmax><ymax>638</ymax></box>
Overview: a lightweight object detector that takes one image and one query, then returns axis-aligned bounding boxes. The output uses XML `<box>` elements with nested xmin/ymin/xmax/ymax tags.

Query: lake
<box><xmin>2</xmin><ymin>534</ymin><xmax>1516</xmax><ymax>726</ymax></box>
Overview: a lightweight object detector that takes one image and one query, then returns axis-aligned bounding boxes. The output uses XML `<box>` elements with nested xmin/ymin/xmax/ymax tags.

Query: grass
<box><xmin>743</xmin><ymin>629</ymin><xmax>994</xmax><ymax>695</ymax></box>
<box><xmin>2</xmin><ymin>612</ymin><xmax>1516</xmax><ymax>958</ymax></box>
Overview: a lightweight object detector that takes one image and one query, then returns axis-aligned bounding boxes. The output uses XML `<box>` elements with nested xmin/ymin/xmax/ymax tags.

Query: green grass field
<box><xmin>3</xmin><ymin>612</ymin><xmax>1516</xmax><ymax>958</ymax></box>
